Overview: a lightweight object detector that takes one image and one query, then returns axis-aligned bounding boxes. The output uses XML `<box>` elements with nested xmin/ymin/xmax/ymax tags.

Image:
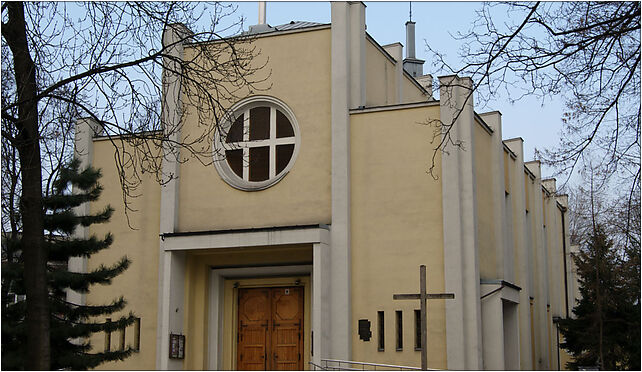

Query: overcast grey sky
<box><xmin>224</xmin><ymin>1</ymin><xmax>567</xmax><ymax>178</ymax></box>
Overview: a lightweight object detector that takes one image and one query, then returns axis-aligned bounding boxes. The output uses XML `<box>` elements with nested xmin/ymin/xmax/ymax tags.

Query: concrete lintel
<box><xmin>162</xmin><ymin>226</ymin><xmax>330</xmax><ymax>251</ymax></box>
<box><xmin>348</xmin><ymin>100</ymin><xmax>438</xmax><ymax>114</ymax></box>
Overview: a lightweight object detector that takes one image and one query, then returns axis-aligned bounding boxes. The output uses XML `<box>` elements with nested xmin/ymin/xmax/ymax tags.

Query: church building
<box><xmin>70</xmin><ymin>2</ymin><xmax>574</xmax><ymax>370</ymax></box>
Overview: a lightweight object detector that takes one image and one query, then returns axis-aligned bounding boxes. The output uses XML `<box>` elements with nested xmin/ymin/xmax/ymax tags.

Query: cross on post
<box><xmin>393</xmin><ymin>265</ymin><xmax>455</xmax><ymax>370</ymax></box>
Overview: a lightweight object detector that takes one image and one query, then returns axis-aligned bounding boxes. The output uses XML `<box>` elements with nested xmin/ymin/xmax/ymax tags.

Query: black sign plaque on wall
<box><xmin>358</xmin><ymin>319</ymin><xmax>372</xmax><ymax>341</ymax></box>
<box><xmin>169</xmin><ymin>334</ymin><xmax>185</xmax><ymax>359</ymax></box>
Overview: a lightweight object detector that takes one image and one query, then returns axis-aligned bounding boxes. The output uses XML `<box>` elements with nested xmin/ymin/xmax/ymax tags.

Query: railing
<box><xmin>310</xmin><ymin>358</ymin><xmax>429</xmax><ymax>371</ymax></box>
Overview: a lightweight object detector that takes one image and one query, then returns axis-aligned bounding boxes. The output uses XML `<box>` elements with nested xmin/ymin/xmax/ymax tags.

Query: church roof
<box><xmin>274</xmin><ymin>21</ymin><xmax>327</xmax><ymax>31</ymax></box>
<box><xmin>243</xmin><ymin>20</ymin><xmax>329</xmax><ymax>36</ymax></box>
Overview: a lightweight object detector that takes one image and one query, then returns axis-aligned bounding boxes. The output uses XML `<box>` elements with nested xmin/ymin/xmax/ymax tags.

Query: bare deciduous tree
<box><xmin>2</xmin><ymin>2</ymin><xmax>266</xmax><ymax>368</ymax></box>
<box><xmin>425</xmin><ymin>2</ymin><xmax>640</xmax><ymax>195</ymax></box>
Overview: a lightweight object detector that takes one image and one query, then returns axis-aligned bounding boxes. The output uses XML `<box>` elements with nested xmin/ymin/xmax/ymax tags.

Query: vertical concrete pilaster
<box><xmin>349</xmin><ymin>2</ymin><xmax>366</xmax><ymax>108</ymax></box>
<box><xmin>481</xmin><ymin>292</ymin><xmax>505</xmax><ymax>370</ymax></box>
<box><xmin>67</xmin><ymin>118</ymin><xmax>103</xmax><ymax>306</ymax></box>
<box><xmin>526</xmin><ymin>161</ymin><xmax>550</xmax><ymax>369</ymax></box>
<box><xmin>312</xmin><ymin>242</ymin><xmax>331</xmax><ymax>365</ymax></box>
<box><xmin>504</xmin><ymin>138</ymin><xmax>534</xmax><ymax>369</ymax></box>
<box><xmin>207</xmin><ymin>271</ymin><xmax>225</xmax><ymax>370</ymax></box>
<box><xmin>156</xmin><ymin>23</ymin><xmax>192</xmax><ymax>370</ymax></box>
<box><xmin>330</xmin><ymin>2</ymin><xmax>355</xmax><ymax>360</ymax></box>
<box><xmin>439</xmin><ymin>75</ymin><xmax>483</xmax><ymax>370</ymax></box>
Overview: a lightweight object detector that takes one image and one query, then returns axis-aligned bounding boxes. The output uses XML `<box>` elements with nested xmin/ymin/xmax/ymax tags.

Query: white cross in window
<box><xmin>223</xmin><ymin>107</ymin><xmax>296</xmax><ymax>181</ymax></box>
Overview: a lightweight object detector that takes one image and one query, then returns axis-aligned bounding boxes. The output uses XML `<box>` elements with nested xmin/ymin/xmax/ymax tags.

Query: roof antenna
<box><xmin>409</xmin><ymin>1</ymin><xmax>412</xmax><ymax>22</ymax></box>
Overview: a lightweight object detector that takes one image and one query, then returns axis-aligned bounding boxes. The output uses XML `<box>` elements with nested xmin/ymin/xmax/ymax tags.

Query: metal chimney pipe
<box><xmin>258</xmin><ymin>1</ymin><xmax>266</xmax><ymax>25</ymax></box>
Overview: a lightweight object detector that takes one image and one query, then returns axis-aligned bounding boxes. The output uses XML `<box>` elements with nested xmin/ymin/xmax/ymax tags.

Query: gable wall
<box><xmin>177</xmin><ymin>29</ymin><xmax>333</xmax><ymax>232</ymax></box>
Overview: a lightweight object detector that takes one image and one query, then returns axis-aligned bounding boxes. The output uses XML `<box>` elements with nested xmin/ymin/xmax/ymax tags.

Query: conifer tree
<box><xmin>559</xmin><ymin>225</ymin><xmax>641</xmax><ymax>370</ymax></box>
<box><xmin>1</xmin><ymin>159</ymin><xmax>136</xmax><ymax>370</ymax></box>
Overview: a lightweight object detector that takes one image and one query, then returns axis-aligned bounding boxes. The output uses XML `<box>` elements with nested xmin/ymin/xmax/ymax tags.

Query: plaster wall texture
<box><xmin>365</xmin><ymin>38</ymin><xmax>397</xmax><ymax>106</ymax></box>
<box><xmin>177</xmin><ymin>28</ymin><xmax>333</xmax><ymax>232</ymax></box>
<box><xmin>87</xmin><ymin>139</ymin><xmax>162</xmax><ymax>370</ymax></box>
<box><xmin>402</xmin><ymin>74</ymin><xmax>427</xmax><ymax>103</ymax></box>
<box><xmin>479</xmin><ymin>112</ymin><xmax>510</xmax><ymax>283</ymax></box>
<box><xmin>382</xmin><ymin>43</ymin><xmax>403</xmax><ymax>104</ymax></box>
<box><xmin>474</xmin><ymin>121</ymin><xmax>498</xmax><ymax>280</ymax></box>
<box><xmin>349</xmin><ymin>105</ymin><xmax>446</xmax><ymax>369</ymax></box>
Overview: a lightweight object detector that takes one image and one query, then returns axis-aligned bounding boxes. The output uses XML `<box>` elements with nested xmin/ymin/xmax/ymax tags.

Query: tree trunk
<box><xmin>2</xmin><ymin>2</ymin><xmax>50</xmax><ymax>369</ymax></box>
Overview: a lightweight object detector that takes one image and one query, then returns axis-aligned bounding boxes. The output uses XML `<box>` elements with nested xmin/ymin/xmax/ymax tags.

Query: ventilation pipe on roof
<box><xmin>402</xmin><ymin>19</ymin><xmax>425</xmax><ymax>78</ymax></box>
<box><xmin>258</xmin><ymin>1</ymin><xmax>266</xmax><ymax>25</ymax></box>
<box><xmin>246</xmin><ymin>1</ymin><xmax>273</xmax><ymax>34</ymax></box>
<box><xmin>405</xmin><ymin>20</ymin><xmax>416</xmax><ymax>59</ymax></box>
<box><xmin>402</xmin><ymin>9</ymin><xmax>431</xmax><ymax>99</ymax></box>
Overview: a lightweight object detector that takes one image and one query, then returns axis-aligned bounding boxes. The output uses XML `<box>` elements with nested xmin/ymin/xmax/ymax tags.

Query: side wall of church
<box><xmin>87</xmin><ymin>138</ymin><xmax>162</xmax><ymax>370</ymax></box>
<box><xmin>349</xmin><ymin>104</ymin><xmax>447</xmax><ymax>369</ymax></box>
<box><xmin>474</xmin><ymin>121</ymin><xmax>499</xmax><ymax>280</ymax></box>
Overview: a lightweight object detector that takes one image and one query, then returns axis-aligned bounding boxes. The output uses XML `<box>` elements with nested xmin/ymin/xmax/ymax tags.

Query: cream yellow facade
<box><xmin>71</xmin><ymin>2</ymin><xmax>574</xmax><ymax>370</ymax></box>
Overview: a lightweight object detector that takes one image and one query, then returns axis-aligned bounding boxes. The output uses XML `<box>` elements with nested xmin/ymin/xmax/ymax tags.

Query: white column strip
<box><xmin>269</xmin><ymin>108</ymin><xmax>277</xmax><ymax>179</ymax></box>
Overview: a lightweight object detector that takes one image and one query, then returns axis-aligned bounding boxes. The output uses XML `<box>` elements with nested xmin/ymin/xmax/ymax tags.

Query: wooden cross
<box><xmin>393</xmin><ymin>265</ymin><xmax>455</xmax><ymax>370</ymax></box>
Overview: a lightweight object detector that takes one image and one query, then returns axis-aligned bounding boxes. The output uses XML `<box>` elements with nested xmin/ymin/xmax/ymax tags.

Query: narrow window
<box><xmin>104</xmin><ymin>317</ymin><xmax>112</xmax><ymax>352</ymax></box>
<box><xmin>377</xmin><ymin>311</ymin><xmax>384</xmax><ymax>351</ymax></box>
<box><xmin>133</xmin><ymin>317</ymin><xmax>141</xmax><ymax>352</ymax></box>
<box><xmin>396</xmin><ymin>310</ymin><xmax>403</xmax><ymax>351</ymax></box>
<box><xmin>414</xmin><ymin>310</ymin><xmax>422</xmax><ymax>350</ymax></box>
<box><xmin>119</xmin><ymin>327</ymin><xmax>126</xmax><ymax>351</ymax></box>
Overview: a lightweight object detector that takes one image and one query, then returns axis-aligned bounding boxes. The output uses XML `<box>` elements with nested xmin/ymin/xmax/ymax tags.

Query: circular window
<box><xmin>213</xmin><ymin>96</ymin><xmax>301</xmax><ymax>191</ymax></box>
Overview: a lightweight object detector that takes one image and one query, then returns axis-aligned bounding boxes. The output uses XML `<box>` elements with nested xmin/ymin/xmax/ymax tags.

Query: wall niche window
<box><xmin>377</xmin><ymin>311</ymin><xmax>385</xmax><ymax>351</ymax></box>
<box><xmin>414</xmin><ymin>309</ymin><xmax>421</xmax><ymax>350</ymax></box>
<box><xmin>396</xmin><ymin>310</ymin><xmax>403</xmax><ymax>351</ymax></box>
<box><xmin>213</xmin><ymin>96</ymin><xmax>300</xmax><ymax>191</ymax></box>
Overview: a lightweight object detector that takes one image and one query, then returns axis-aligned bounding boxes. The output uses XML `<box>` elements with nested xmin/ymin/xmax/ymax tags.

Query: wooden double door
<box><xmin>237</xmin><ymin>287</ymin><xmax>304</xmax><ymax>370</ymax></box>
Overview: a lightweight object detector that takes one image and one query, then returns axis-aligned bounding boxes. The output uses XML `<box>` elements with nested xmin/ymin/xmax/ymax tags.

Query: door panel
<box><xmin>237</xmin><ymin>287</ymin><xmax>303</xmax><ymax>370</ymax></box>
<box><xmin>272</xmin><ymin>288</ymin><xmax>303</xmax><ymax>370</ymax></box>
<box><xmin>238</xmin><ymin>289</ymin><xmax>270</xmax><ymax>370</ymax></box>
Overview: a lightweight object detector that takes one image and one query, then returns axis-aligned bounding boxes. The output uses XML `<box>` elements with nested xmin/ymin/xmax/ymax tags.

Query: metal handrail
<box><xmin>309</xmin><ymin>361</ymin><xmax>326</xmax><ymax>370</ymax></box>
<box><xmin>319</xmin><ymin>358</ymin><xmax>427</xmax><ymax>371</ymax></box>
